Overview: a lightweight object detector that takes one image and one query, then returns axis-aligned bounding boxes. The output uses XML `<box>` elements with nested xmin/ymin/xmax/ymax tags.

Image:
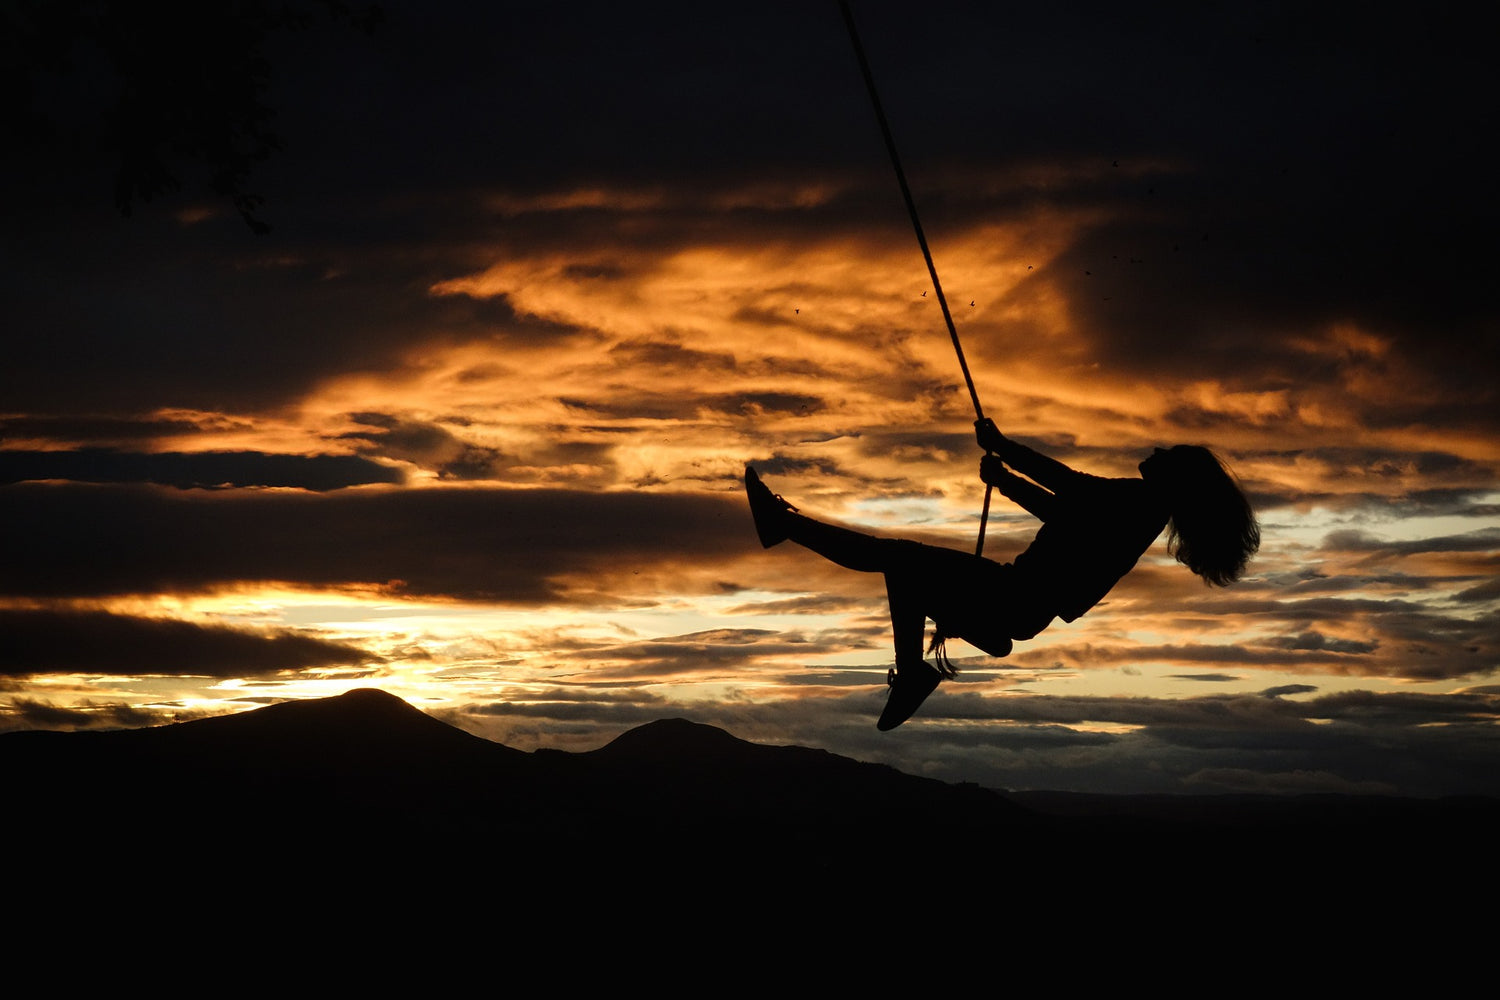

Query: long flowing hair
<box><xmin>1153</xmin><ymin>446</ymin><xmax>1260</xmax><ymax>586</ymax></box>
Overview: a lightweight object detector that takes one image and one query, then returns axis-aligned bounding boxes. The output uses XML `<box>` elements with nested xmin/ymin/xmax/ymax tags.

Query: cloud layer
<box><xmin>1</xmin><ymin>1</ymin><xmax>1495</xmax><ymax>797</ymax></box>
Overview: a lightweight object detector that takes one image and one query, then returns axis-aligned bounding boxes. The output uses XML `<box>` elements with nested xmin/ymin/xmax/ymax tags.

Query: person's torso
<box><xmin>1012</xmin><ymin>477</ymin><xmax>1168</xmax><ymax>621</ymax></box>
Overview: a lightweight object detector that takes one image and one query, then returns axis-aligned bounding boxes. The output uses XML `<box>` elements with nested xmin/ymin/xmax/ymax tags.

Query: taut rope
<box><xmin>838</xmin><ymin>0</ymin><xmax>994</xmax><ymax>555</ymax></box>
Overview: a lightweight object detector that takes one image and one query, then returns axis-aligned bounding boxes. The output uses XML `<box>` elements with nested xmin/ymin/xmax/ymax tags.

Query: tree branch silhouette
<box><xmin>3</xmin><ymin>0</ymin><xmax>382</xmax><ymax>233</ymax></box>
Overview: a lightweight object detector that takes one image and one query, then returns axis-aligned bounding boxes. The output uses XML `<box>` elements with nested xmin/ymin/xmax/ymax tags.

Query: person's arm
<box><xmin>976</xmin><ymin>419</ymin><xmax>1086</xmax><ymax>494</ymax></box>
<box><xmin>981</xmin><ymin>455</ymin><xmax>1061</xmax><ymax>521</ymax></box>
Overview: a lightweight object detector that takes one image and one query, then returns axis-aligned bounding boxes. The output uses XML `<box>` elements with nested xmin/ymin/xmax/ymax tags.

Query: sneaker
<box><xmin>745</xmin><ymin>467</ymin><xmax>797</xmax><ymax>548</ymax></box>
<box><xmin>877</xmin><ymin>662</ymin><xmax>941</xmax><ymax>731</ymax></box>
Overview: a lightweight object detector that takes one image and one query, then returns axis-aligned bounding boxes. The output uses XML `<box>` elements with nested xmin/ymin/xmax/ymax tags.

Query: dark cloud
<box><xmin>608</xmin><ymin>338</ymin><xmax>740</xmax><ymax>375</ymax></box>
<box><xmin>0</xmin><ymin>608</ymin><xmax>378</xmax><ymax>679</ymax></box>
<box><xmin>745</xmin><ymin>455</ymin><xmax>850</xmax><ymax>479</ymax></box>
<box><xmin>1265</xmin><ymin>632</ymin><xmax>1378</xmax><ymax>655</ymax></box>
<box><xmin>339</xmin><ymin>412</ymin><xmax>626</xmax><ymax>485</ymax></box>
<box><xmin>1456</xmin><ymin>577</ymin><xmax>1500</xmax><ymax>604</ymax></box>
<box><xmin>340</xmin><ymin>413</ymin><xmax>511</xmax><ymax>481</ymax></box>
<box><xmin>468</xmin><ymin>696</ymin><xmax>676</xmax><ymax>728</ymax></box>
<box><xmin>557</xmin><ymin>626</ymin><xmax>875</xmax><ymax>677</ymax></box>
<box><xmin>560</xmin><ymin>390</ymin><xmax>826</xmax><ymax>422</ymax></box>
<box><xmin>1323</xmin><ymin>527</ymin><xmax>1500</xmax><ymax>557</ymax></box>
<box><xmin>1</xmin><ymin>697</ymin><xmax>171</xmax><ymax>732</ymax></box>
<box><xmin>1291</xmin><ymin>489</ymin><xmax>1500</xmax><ymax>520</ymax></box>
<box><xmin>1009</xmin><ymin>614</ymin><xmax>1496</xmax><ymax>681</ymax></box>
<box><xmin>1304</xmin><ymin>688</ymin><xmax>1500</xmax><ymax>726</ymax></box>
<box><xmin>2</xmin><ymin>1</ymin><xmax>1496</xmax><ymax>798</ymax></box>
<box><xmin>0</xmin><ymin>238</ymin><xmax>535</xmax><ymax>414</ymax></box>
<box><xmin>946</xmin><ymin>689</ymin><xmax>1315</xmax><ymax>732</ymax></box>
<box><xmin>726</xmin><ymin>593</ymin><xmax>878</xmax><ymax>616</ymax></box>
<box><xmin>0</xmin><ymin>449</ymin><xmax>403</xmax><ymax>490</ymax></box>
<box><xmin>1017</xmin><ymin>0</ymin><xmax>1499</xmax><ymax>400</ymax></box>
<box><xmin>4</xmin><ymin>1</ymin><xmax>1493</xmax><ymax>437</ymax></box>
<box><xmin>0</xmin><ymin>414</ymin><xmax>229</xmax><ymax>447</ymax></box>
<box><xmin>1264</xmin><ymin>684</ymin><xmax>1318</xmax><ymax>698</ymax></box>
<box><xmin>0</xmin><ymin>481</ymin><xmax>750</xmax><ymax>603</ymax></box>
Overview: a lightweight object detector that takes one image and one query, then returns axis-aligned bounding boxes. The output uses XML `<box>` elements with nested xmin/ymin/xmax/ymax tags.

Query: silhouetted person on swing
<box><xmin>746</xmin><ymin>418</ymin><xmax>1259</xmax><ymax>731</ymax></box>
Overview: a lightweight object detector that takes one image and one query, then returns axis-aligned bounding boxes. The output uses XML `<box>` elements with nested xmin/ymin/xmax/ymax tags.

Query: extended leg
<box><xmin>745</xmin><ymin>468</ymin><xmax>950</xmax><ymax>731</ymax></box>
<box><xmin>746</xmin><ymin>467</ymin><xmax>905</xmax><ymax>572</ymax></box>
<box><xmin>783</xmin><ymin>512</ymin><xmax>911</xmax><ymax>573</ymax></box>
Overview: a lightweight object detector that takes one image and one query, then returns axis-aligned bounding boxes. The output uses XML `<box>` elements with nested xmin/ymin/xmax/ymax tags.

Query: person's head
<box><xmin>1140</xmin><ymin>445</ymin><xmax>1260</xmax><ymax>586</ymax></box>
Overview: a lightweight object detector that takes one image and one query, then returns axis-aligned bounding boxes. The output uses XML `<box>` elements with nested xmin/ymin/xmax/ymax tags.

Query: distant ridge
<box><xmin>114</xmin><ymin>686</ymin><xmax>522</xmax><ymax>766</ymax></box>
<box><xmin>566</xmin><ymin>715</ymin><xmax>1032</xmax><ymax>852</ymax></box>
<box><xmin>4</xmin><ymin>688</ymin><xmax>1030</xmax><ymax>866</ymax></box>
<box><xmin>590</xmin><ymin>716</ymin><xmax>758</xmax><ymax>761</ymax></box>
<box><xmin>8</xmin><ymin>688</ymin><xmax>1497</xmax><ymax>908</ymax></box>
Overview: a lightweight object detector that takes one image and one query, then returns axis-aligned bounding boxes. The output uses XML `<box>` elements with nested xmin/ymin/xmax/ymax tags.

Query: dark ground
<box><xmin>7</xmin><ymin>689</ymin><xmax>1491</xmax><ymax>962</ymax></box>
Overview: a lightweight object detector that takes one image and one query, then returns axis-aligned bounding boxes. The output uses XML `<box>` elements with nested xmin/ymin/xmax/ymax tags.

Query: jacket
<box><xmin>989</xmin><ymin>439</ymin><xmax>1169</xmax><ymax>623</ymax></box>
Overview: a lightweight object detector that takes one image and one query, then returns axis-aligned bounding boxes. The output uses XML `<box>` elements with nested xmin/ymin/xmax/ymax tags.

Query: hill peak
<box><xmin>592</xmin><ymin>717</ymin><xmax>747</xmax><ymax>759</ymax></box>
<box><xmin>119</xmin><ymin>684</ymin><xmax>518</xmax><ymax>768</ymax></box>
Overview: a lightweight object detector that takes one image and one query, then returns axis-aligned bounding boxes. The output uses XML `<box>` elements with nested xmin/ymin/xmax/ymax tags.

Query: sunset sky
<box><xmin>3</xmin><ymin>0</ymin><xmax>1496</xmax><ymax>797</ymax></box>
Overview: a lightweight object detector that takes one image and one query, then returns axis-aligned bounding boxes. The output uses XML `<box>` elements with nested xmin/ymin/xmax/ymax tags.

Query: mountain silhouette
<box><xmin>7</xmin><ymin>687</ymin><xmax>1496</xmax><ymax>926</ymax></box>
<box><xmin>5</xmin><ymin>689</ymin><xmax>1029</xmax><ymax>871</ymax></box>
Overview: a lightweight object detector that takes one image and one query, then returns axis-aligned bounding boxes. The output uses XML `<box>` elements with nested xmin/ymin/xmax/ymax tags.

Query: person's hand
<box><xmin>975</xmin><ymin>418</ymin><xmax>1007</xmax><ymax>453</ymax></box>
<box><xmin>980</xmin><ymin>454</ymin><xmax>1008</xmax><ymax>486</ymax></box>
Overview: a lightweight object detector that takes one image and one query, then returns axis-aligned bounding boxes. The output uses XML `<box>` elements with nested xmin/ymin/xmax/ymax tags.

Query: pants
<box><xmin>783</xmin><ymin>511</ymin><xmax>1051</xmax><ymax>667</ymax></box>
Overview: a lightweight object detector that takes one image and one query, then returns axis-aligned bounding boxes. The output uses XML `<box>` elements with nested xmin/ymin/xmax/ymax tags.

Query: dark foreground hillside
<box><xmin>7</xmin><ymin>689</ymin><xmax>1028</xmax><ymax>868</ymax></box>
<box><xmin>7</xmin><ymin>688</ymin><xmax>1495</xmax><ymax>936</ymax></box>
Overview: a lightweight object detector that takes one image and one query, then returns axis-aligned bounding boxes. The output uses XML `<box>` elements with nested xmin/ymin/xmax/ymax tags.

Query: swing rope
<box><xmin>838</xmin><ymin>0</ymin><xmax>995</xmax><ymax>556</ymax></box>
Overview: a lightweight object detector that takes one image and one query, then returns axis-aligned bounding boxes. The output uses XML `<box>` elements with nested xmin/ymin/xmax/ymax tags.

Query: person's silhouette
<box><xmin>747</xmin><ymin>418</ymin><xmax>1259</xmax><ymax>730</ymax></box>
